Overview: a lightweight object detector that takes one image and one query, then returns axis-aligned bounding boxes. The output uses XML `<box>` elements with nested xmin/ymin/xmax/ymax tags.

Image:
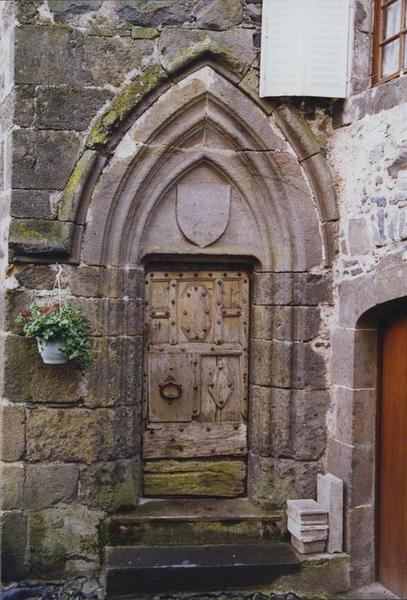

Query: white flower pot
<box><xmin>36</xmin><ymin>337</ymin><xmax>68</xmax><ymax>365</ymax></box>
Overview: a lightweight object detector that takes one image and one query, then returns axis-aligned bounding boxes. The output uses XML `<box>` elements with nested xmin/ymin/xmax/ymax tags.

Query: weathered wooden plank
<box><xmin>143</xmin><ymin>423</ymin><xmax>247</xmax><ymax>459</ymax></box>
<box><xmin>143</xmin><ymin>460</ymin><xmax>246</xmax><ymax>497</ymax></box>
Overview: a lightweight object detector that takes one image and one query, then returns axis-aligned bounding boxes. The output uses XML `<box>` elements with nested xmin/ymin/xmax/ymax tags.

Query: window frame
<box><xmin>373</xmin><ymin>0</ymin><xmax>407</xmax><ymax>84</ymax></box>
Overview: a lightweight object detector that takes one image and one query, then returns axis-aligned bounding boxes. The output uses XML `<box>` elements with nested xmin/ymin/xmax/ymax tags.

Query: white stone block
<box><xmin>290</xmin><ymin>535</ymin><xmax>326</xmax><ymax>554</ymax></box>
<box><xmin>287</xmin><ymin>499</ymin><xmax>328</xmax><ymax>524</ymax></box>
<box><xmin>317</xmin><ymin>473</ymin><xmax>344</xmax><ymax>553</ymax></box>
<box><xmin>287</xmin><ymin>515</ymin><xmax>328</xmax><ymax>542</ymax></box>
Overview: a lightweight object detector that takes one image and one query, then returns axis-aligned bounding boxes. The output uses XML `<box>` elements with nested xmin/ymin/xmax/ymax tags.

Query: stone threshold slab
<box><xmin>112</xmin><ymin>498</ymin><xmax>282</xmax><ymax>523</ymax></box>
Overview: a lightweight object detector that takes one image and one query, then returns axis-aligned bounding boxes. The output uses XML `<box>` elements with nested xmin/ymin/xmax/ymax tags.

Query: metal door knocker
<box><xmin>159</xmin><ymin>375</ymin><xmax>183</xmax><ymax>401</ymax></box>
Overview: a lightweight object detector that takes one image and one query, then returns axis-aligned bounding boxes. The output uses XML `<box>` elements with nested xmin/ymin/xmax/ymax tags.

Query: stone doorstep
<box><xmin>105</xmin><ymin>543</ymin><xmax>300</xmax><ymax>597</ymax></box>
<box><xmin>108</xmin><ymin>498</ymin><xmax>287</xmax><ymax>547</ymax></box>
<box><xmin>115</xmin><ymin>497</ymin><xmax>280</xmax><ymax>522</ymax></box>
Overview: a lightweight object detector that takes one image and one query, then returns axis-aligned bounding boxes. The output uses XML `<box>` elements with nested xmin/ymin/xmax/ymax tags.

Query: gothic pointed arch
<box><xmin>64</xmin><ymin>65</ymin><xmax>335</xmax><ymax>271</ymax></box>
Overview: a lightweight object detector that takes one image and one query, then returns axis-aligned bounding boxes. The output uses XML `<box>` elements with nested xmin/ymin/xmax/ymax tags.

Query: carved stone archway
<box><xmin>62</xmin><ymin>64</ymin><xmax>334</xmax><ymax>506</ymax></box>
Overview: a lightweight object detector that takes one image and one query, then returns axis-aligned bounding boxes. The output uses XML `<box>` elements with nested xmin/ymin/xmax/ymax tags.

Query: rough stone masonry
<box><xmin>0</xmin><ymin>0</ymin><xmax>407</xmax><ymax>598</ymax></box>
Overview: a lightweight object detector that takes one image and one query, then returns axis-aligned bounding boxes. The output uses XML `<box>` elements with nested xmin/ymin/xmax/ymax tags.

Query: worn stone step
<box><xmin>105</xmin><ymin>543</ymin><xmax>300</xmax><ymax>597</ymax></box>
<box><xmin>107</xmin><ymin>498</ymin><xmax>286</xmax><ymax>546</ymax></box>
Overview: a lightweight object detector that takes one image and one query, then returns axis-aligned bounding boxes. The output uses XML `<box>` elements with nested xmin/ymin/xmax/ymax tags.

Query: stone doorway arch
<box><xmin>59</xmin><ymin>64</ymin><xmax>333</xmax><ymax>508</ymax></box>
<box><xmin>330</xmin><ymin>250</ymin><xmax>407</xmax><ymax>587</ymax></box>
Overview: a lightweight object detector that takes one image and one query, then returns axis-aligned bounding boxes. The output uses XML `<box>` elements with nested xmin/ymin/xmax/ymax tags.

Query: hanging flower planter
<box><xmin>16</xmin><ymin>265</ymin><xmax>94</xmax><ymax>373</ymax></box>
<box><xmin>36</xmin><ymin>337</ymin><xmax>68</xmax><ymax>365</ymax></box>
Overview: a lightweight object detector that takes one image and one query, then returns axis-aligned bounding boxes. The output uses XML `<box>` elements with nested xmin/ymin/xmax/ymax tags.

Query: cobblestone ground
<box><xmin>2</xmin><ymin>583</ymin><xmax>305</xmax><ymax>600</ymax></box>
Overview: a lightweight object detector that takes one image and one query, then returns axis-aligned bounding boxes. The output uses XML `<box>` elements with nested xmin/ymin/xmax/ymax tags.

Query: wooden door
<box><xmin>142</xmin><ymin>270</ymin><xmax>249</xmax><ymax>497</ymax></box>
<box><xmin>378</xmin><ymin>312</ymin><xmax>407</xmax><ymax>597</ymax></box>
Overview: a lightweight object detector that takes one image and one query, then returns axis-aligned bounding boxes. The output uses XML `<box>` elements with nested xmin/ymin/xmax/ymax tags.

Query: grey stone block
<box><xmin>252</xmin><ymin>305</ymin><xmax>321</xmax><ymax>341</ymax></box>
<box><xmin>82</xmin><ymin>36</ymin><xmax>154</xmax><ymax>86</ymax></box>
<box><xmin>252</xmin><ymin>272</ymin><xmax>333</xmax><ymax>306</ymax></box>
<box><xmin>249</xmin><ymin>386</ymin><xmax>292</xmax><ymax>458</ymax></box>
<box><xmin>12</xmin><ymin>129</ymin><xmax>80</xmax><ymax>190</ymax></box>
<box><xmin>84</xmin><ymin>336</ymin><xmax>143</xmax><ymax>408</ymax></box>
<box><xmin>1</xmin><ymin>511</ymin><xmax>27</xmax><ymax>581</ymax></box>
<box><xmin>117</xmin><ymin>0</ymin><xmax>192</xmax><ymax>26</ymax></box>
<box><xmin>48</xmin><ymin>0</ymin><xmax>103</xmax><ymax>21</ymax></box>
<box><xmin>35</xmin><ymin>86</ymin><xmax>113</xmax><ymax>131</ymax></box>
<box><xmin>78</xmin><ymin>458</ymin><xmax>139</xmax><ymax>511</ymax></box>
<box><xmin>195</xmin><ymin>0</ymin><xmax>243</xmax><ymax>30</ymax></box>
<box><xmin>0</xmin><ymin>405</ymin><xmax>25</xmax><ymax>462</ymax></box>
<box><xmin>26</xmin><ymin>406</ymin><xmax>138</xmax><ymax>463</ymax></box>
<box><xmin>327</xmin><ymin>438</ymin><xmax>374</xmax><ymax>507</ymax></box>
<box><xmin>27</xmin><ymin>506</ymin><xmax>102</xmax><ymax>578</ymax></box>
<box><xmin>15</xmin><ymin>26</ymin><xmax>85</xmax><ymax>85</ymax></box>
<box><xmin>0</xmin><ymin>464</ymin><xmax>24</xmax><ymax>510</ymax></box>
<box><xmin>14</xmin><ymin>265</ymin><xmax>57</xmax><ymax>290</ymax></box>
<box><xmin>345</xmin><ymin>504</ymin><xmax>375</xmax><ymax>586</ymax></box>
<box><xmin>292</xmin><ymin>390</ymin><xmax>329</xmax><ymax>460</ymax></box>
<box><xmin>248</xmin><ymin>453</ymin><xmax>321</xmax><ymax>508</ymax></box>
<box><xmin>14</xmin><ymin>0</ymin><xmax>43</xmax><ymax>24</ymax></box>
<box><xmin>9</xmin><ymin>219</ymin><xmax>75</xmax><ymax>256</ymax></box>
<box><xmin>11</xmin><ymin>190</ymin><xmax>53</xmax><ymax>220</ymax></box>
<box><xmin>25</xmin><ymin>463</ymin><xmax>79</xmax><ymax>509</ymax></box>
<box><xmin>335</xmin><ymin>386</ymin><xmax>376</xmax><ymax>446</ymax></box>
<box><xmin>14</xmin><ymin>84</ymin><xmax>35</xmax><ymax>127</ymax></box>
<box><xmin>3</xmin><ymin>335</ymin><xmax>82</xmax><ymax>404</ymax></box>
<box><xmin>331</xmin><ymin>327</ymin><xmax>377</xmax><ymax>388</ymax></box>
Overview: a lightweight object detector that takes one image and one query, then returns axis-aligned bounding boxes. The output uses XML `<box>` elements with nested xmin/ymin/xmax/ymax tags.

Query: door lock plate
<box><xmin>159</xmin><ymin>376</ymin><xmax>183</xmax><ymax>401</ymax></box>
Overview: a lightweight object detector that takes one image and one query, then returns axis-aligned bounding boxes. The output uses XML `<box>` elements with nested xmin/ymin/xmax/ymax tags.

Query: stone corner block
<box><xmin>9</xmin><ymin>219</ymin><xmax>74</xmax><ymax>256</ymax></box>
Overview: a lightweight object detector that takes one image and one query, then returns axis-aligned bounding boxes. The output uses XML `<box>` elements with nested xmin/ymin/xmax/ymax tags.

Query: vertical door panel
<box><xmin>379</xmin><ymin>312</ymin><xmax>407</xmax><ymax>597</ymax></box>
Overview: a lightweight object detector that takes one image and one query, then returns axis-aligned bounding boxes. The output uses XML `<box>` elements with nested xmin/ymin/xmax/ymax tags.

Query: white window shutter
<box><xmin>260</xmin><ymin>0</ymin><xmax>350</xmax><ymax>98</ymax></box>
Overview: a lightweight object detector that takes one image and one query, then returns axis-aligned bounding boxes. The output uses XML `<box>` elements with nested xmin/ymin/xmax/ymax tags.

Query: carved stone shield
<box><xmin>176</xmin><ymin>181</ymin><xmax>231</xmax><ymax>248</ymax></box>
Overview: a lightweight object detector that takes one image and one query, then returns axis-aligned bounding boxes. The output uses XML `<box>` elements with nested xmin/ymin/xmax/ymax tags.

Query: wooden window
<box><xmin>373</xmin><ymin>0</ymin><xmax>407</xmax><ymax>84</ymax></box>
<box><xmin>260</xmin><ymin>0</ymin><xmax>350</xmax><ymax>98</ymax></box>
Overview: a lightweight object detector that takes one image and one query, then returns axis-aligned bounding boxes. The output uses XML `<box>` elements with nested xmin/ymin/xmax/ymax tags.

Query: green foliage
<box><xmin>16</xmin><ymin>303</ymin><xmax>93</xmax><ymax>373</ymax></box>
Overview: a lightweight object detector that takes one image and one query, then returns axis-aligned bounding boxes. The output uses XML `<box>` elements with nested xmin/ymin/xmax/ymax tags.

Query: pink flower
<box><xmin>20</xmin><ymin>309</ymin><xmax>31</xmax><ymax>319</ymax></box>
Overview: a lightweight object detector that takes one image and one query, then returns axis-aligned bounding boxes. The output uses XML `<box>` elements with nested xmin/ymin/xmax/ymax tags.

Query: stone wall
<box><xmin>1</xmin><ymin>0</ymin><xmax>407</xmax><ymax>595</ymax></box>
<box><xmin>1</xmin><ymin>0</ymin><xmax>270</xmax><ymax>589</ymax></box>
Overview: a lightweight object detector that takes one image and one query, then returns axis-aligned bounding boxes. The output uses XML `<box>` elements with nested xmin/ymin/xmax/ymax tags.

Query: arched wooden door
<box><xmin>378</xmin><ymin>311</ymin><xmax>407</xmax><ymax>597</ymax></box>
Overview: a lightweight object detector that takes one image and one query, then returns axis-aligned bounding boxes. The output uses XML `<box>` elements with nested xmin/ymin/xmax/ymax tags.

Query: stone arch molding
<box><xmin>71</xmin><ymin>66</ymin><xmax>332</xmax><ymax>271</ymax></box>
